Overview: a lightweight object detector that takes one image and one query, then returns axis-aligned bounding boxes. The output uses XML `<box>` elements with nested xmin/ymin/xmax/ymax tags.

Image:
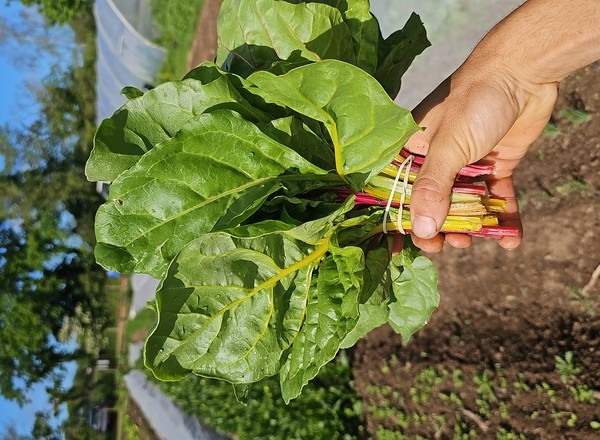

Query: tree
<box><xmin>0</xmin><ymin>0</ymin><xmax>106</xmax><ymax>405</ymax></box>
<box><xmin>31</xmin><ymin>411</ymin><xmax>62</xmax><ymax>440</ymax></box>
<box><xmin>15</xmin><ymin>0</ymin><xmax>93</xmax><ymax>26</ymax></box>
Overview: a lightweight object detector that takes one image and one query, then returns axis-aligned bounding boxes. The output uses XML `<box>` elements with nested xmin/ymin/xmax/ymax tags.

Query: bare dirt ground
<box><xmin>190</xmin><ymin>4</ymin><xmax>600</xmax><ymax>437</ymax></box>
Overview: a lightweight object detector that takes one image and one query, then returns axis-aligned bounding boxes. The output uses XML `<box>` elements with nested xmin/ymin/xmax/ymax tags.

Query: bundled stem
<box><xmin>336</xmin><ymin>148</ymin><xmax>519</xmax><ymax>238</ymax></box>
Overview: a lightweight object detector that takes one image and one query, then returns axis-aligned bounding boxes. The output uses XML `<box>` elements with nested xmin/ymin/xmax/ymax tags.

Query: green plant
<box><xmin>555</xmin><ymin>351</ymin><xmax>581</xmax><ymax>384</ymax></box>
<box><xmin>87</xmin><ymin>0</ymin><xmax>517</xmax><ymax>403</ymax></box>
<box><xmin>154</xmin><ymin>353</ymin><xmax>364</xmax><ymax>439</ymax></box>
<box><xmin>555</xmin><ymin>177</ymin><xmax>588</xmax><ymax>196</ymax></box>
<box><xmin>151</xmin><ymin>0</ymin><xmax>206</xmax><ymax>81</ymax></box>
<box><xmin>558</xmin><ymin>107</ymin><xmax>592</xmax><ymax>125</ymax></box>
<box><xmin>542</xmin><ymin>122</ymin><xmax>561</xmax><ymax>137</ymax></box>
<box><xmin>569</xmin><ymin>384</ymin><xmax>597</xmax><ymax>404</ymax></box>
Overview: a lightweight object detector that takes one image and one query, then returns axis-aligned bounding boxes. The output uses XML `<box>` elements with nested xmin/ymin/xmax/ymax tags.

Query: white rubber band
<box><xmin>382</xmin><ymin>154</ymin><xmax>413</xmax><ymax>234</ymax></box>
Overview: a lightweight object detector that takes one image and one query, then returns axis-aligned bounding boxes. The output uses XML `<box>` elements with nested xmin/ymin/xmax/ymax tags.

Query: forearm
<box><xmin>467</xmin><ymin>0</ymin><xmax>600</xmax><ymax>86</ymax></box>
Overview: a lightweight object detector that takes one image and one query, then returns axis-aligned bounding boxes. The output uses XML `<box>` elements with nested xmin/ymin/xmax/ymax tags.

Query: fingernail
<box><xmin>412</xmin><ymin>216</ymin><xmax>438</xmax><ymax>239</ymax></box>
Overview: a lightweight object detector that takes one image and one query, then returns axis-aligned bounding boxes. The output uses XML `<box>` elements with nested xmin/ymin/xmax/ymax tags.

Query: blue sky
<box><xmin>0</xmin><ymin>2</ymin><xmax>79</xmax><ymax>435</ymax></box>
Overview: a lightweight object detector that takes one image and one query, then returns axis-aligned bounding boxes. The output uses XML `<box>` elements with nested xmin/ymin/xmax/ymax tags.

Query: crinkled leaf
<box><xmin>185</xmin><ymin>62</ymin><xmax>289</xmax><ymax>119</ymax></box>
<box><xmin>144</xmin><ymin>229</ymin><xmax>329</xmax><ymax>383</ymax></box>
<box><xmin>376</xmin><ymin>12</ymin><xmax>430</xmax><ymax>98</ymax></box>
<box><xmin>387</xmin><ymin>247</ymin><xmax>439</xmax><ymax>342</ymax></box>
<box><xmin>248</xmin><ymin>60</ymin><xmax>420</xmax><ymax>190</ymax></box>
<box><xmin>94</xmin><ymin>110</ymin><xmax>340</xmax><ymax>278</ymax></box>
<box><xmin>280</xmin><ymin>238</ymin><xmax>364</xmax><ymax>403</ymax></box>
<box><xmin>258</xmin><ymin>196</ymin><xmax>344</xmax><ymax>226</ymax></box>
<box><xmin>257</xmin><ymin>117</ymin><xmax>335</xmax><ymax>170</ymax></box>
<box><xmin>340</xmin><ymin>243</ymin><xmax>390</xmax><ymax>349</ymax></box>
<box><xmin>285</xmin><ymin>0</ymin><xmax>380</xmax><ymax>74</ymax></box>
<box><xmin>86</xmin><ymin>75</ymin><xmax>270</xmax><ymax>182</ymax></box>
<box><xmin>216</xmin><ymin>0</ymin><xmax>355</xmax><ymax>77</ymax></box>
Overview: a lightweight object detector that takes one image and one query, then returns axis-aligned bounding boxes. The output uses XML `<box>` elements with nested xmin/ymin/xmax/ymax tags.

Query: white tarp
<box><xmin>94</xmin><ymin>0</ymin><xmax>166</xmax><ymax>124</ymax></box>
<box><xmin>370</xmin><ymin>0</ymin><xmax>524</xmax><ymax>109</ymax></box>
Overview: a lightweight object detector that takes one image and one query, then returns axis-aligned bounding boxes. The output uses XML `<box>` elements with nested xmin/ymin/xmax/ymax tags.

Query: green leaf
<box><xmin>121</xmin><ymin>86</ymin><xmax>144</xmax><ymax>100</ymax></box>
<box><xmin>387</xmin><ymin>248</ymin><xmax>439</xmax><ymax>342</ymax></box>
<box><xmin>338</xmin><ymin>0</ymin><xmax>380</xmax><ymax>74</ymax></box>
<box><xmin>280</xmin><ymin>237</ymin><xmax>364</xmax><ymax>403</ymax></box>
<box><xmin>144</xmin><ymin>219</ymin><xmax>337</xmax><ymax>383</ymax></box>
<box><xmin>94</xmin><ymin>110</ymin><xmax>339</xmax><ymax>278</ymax></box>
<box><xmin>216</xmin><ymin>0</ymin><xmax>355</xmax><ymax>77</ymax></box>
<box><xmin>248</xmin><ymin>60</ymin><xmax>420</xmax><ymax>190</ymax></box>
<box><xmin>376</xmin><ymin>13</ymin><xmax>430</xmax><ymax>98</ymax></box>
<box><xmin>340</xmin><ymin>242</ymin><xmax>391</xmax><ymax>349</ymax></box>
<box><xmin>257</xmin><ymin>117</ymin><xmax>335</xmax><ymax>170</ymax></box>
<box><xmin>86</xmin><ymin>74</ymin><xmax>270</xmax><ymax>182</ymax></box>
<box><xmin>284</xmin><ymin>0</ymin><xmax>380</xmax><ymax>74</ymax></box>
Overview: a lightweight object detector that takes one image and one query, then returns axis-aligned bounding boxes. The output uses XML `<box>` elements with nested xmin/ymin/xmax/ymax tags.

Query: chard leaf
<box><xmin>387</xmin><ymin>248</ymin><xmax>439</xmax><ymax>342</ymax></box>
<box><xmin>340</xmin><ymin>243</ymin><xmax>390</xmax><ymax>349</ymax></box>
<box><xmin>121</xmin><ymin>86</ymin><xmax>144</xmax><ymax>100</ymax></box>
<box><xmin>376</xmin><ymin>13</ymin><xmax>430</xmax><ymax>98</ymax></box>
<box><xmin>144</xmin><ymin>230</ymin><xmax>328</xmax><ymax>383</ymax></box>
<box><xmin>216</xmin><ymin>0</ymin><xmax>355</xmax><ymax>77</ymax></box>
<box><xmin>257</xmin><ymin>117</ymin><xmax>335</xmax><ymax>170</ymax></box>
<box><xmin>285</xmin><ymin>0</ymin><xmax>380</xmax><ymax>74</ymax></box>
<box><xmin>258</xmin><ymin>196</ymin><xmax>344</xmax><ymax>226</ymax></box>
<box><xmin>335</xmin><ymin>0</ymin><xmax>380</xmax><ymax>74</ymax></box>
<box><xmin>86</xmin><ymin>74</ymin><xmax>270</xmax><ymax>182</ymax></box>
<box><xmin>248</xmin><ymin>60</ymin><xmax>420</xmax><ymax>190</ymax></box>
<box><xmin>280</xmin><ymin>238</ymin><xmax>364</xmax><ymax>403</ymax></box>
<box><xmin>94</xmin><ymin>110</ymin><xmax>340</xmax><ymax>278</ymax></box>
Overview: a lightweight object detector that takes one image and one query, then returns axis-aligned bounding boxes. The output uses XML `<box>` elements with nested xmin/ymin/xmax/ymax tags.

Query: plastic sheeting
<box><xmin>124</xmin><ymin>370</ymin><xmax>227</xmax><ymax>440</ymax></box>
<box><xmin>94</xmin><ymin>0</ymin><xmax>166</xmax><ymax>124</ymax></box>
<box><xmin>370</xmin><ymin>0</ymin><xmax>524</xmax><ymax>108</ymax></box>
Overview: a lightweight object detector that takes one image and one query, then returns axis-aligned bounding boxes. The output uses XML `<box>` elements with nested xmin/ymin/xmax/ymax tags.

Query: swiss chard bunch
<box><xmin>86</xmin><ymin>0</ymin><xmax>513</xmax><ymax>402</ymax></box>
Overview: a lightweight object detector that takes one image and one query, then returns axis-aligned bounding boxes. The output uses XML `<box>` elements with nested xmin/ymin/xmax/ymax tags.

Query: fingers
<box><xmin>410</xmin><ymin>232</ymin><xmax>445</xmax><ymax>253</ymax></box>
<box><xmin>487</xmin><ymin>176</ymin><xmax>523</xmax><ymax>249</ymax></box>
<box><xmin>409</xmin><ymin>143</ymin><xmax>469</xmax><ymax>239</ymax></box>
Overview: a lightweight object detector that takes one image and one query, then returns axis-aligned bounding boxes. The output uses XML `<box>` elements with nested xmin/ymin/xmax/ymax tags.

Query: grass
<box><xmin>151</xmin><ymin>0</ymin><xmax>206</xmax><ymax>82</ymax></box>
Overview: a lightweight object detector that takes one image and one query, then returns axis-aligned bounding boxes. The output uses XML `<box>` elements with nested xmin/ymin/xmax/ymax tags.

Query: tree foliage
<box><xmin>0</xmin><ymin>2</ymin><xmax>104</xmax><ymax>404</ymax></box>
<box><xmin>16</xmin><ymin>0</ymin><xmax>93</xmax><ymax>25</ymax></box>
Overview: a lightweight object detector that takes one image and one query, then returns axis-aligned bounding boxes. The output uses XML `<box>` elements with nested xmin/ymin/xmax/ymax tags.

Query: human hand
<box><xmin>404</xmin><ymin>59</ymin><xmax>559</xmax><ymax>253</ymax></box>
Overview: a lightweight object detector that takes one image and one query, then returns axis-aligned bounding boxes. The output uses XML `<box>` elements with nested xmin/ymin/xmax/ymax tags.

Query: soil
<box><xmin>190</xmin><ymin>4</ymin><xmax>600</xmax><ymax>438</ymax></box>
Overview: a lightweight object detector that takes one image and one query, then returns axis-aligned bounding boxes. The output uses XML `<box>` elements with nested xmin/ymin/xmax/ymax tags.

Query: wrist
<box><xmin>465</xmin><ymin>0</ymin><xmax>600</xmax><ymax>87</ymax></box>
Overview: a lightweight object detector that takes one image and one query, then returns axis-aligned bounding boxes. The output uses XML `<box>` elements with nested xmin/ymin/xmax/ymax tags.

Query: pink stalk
<box><xmin>398</xmin><ymin>149</ymin><xmax>493</xmax><ymax>177</ymax></box>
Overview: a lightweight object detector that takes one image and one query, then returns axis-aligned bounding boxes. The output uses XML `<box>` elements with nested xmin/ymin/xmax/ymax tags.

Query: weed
<box><xmin>569</xmin><ymin>287</ymin><xmax>597</xmax><ymax>316</ymax></box>
<box><xmin>569</xmin><ymin>384</ymin><xmax>597</xmax><ymax>404</ymax></box>
<box><xmin>558</xmin><ymin>108</ymin><xmax>592</xmax><ymax>125</ymax></box>
<box><xmin>555</xmin><ymin>351</ymin><xmax>581</xmax><ymax>384</ymax></box>
<box><xmin>542</xmin><ymin>122</ymin><xmax>561</xmax><ymax>137</ymax></box>
<box><xmin>555</xmin><ymin>177</ymin><xmax>588</xmax><ymax>197</ymax></box>
<box><xmin>567</xmin><ymin>412</ymin><xmax>578</xmax><ymax>427</ymax></box>
<box><xmin>453</xmin><ymin>369</ymin><xmax>465</xmax><ymax>388</ymax></box>
<box><xmin>537</xmin><ymin>148</ymin><xmax>546</xmax><ymax>161</ymax></box>
<box><xmin>591</xmin><ymin>420</ymin><xmax>600</xmax><ymax>429</ymax></box>
<box><xmin>496</xmin><ymin>427</ymin><xmax>526</xmax><ymax>440</ymax></box>
<box><xmin>454</xmin><ymin>416</ymin><xmax>477</xmax><ymax>439</ymax></box>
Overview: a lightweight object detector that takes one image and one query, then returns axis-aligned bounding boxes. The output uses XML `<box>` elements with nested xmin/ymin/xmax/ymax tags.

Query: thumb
<box><xmin>410</xmin><ymin>141</ymin><xmax>468</xmax><ymax>239</ymax></box>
